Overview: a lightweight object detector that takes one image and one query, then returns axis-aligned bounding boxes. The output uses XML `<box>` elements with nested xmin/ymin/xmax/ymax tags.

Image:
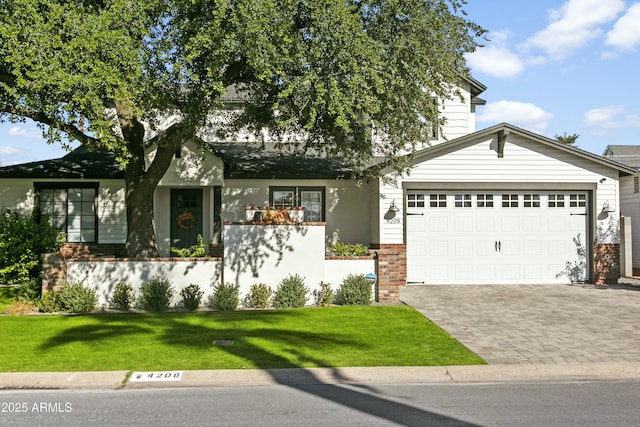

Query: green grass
<box><xmin>0</xmin><ymin>306</ymin><xmax>485</xmax><ymax>372</ymax></box>
<box><xmin>0</xmin><ymin>286</ymin><xmax>18</xmax><ymax>312</ymax></box>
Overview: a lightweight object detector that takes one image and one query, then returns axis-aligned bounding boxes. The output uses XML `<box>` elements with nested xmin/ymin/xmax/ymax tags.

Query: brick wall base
<box><xmin>372</xmin><ymin>244</ymin><xmax>406</xmax><ymax>304</ymax></box>
<box><xmin>593</xmin><ymin>243</ymin><xmax>620</xmax><ymax>285</ymax></box>
<box><xmin>60</xmin><ymin>243</ymin><xmax>127</xmax><ymax>259</ymax></box>
<box><xmin>41</xmin><ymin>253</ymin><xmax>66</xmax><ymax>293</ymax></box>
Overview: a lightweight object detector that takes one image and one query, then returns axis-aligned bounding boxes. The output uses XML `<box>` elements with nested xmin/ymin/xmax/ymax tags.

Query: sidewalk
<box><xmin>3</xmin><ymin>363</ymin><xmax>640</xmax><ymax>390</ymax></box>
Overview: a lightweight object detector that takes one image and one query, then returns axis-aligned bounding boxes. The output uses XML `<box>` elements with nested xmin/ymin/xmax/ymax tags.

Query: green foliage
<box><xmin>171</xmin><ymin>234</ymin><xmax>206</xmax><ymax>258</ymax></box>
<box><xmin>138</xmin><ymin>275</ymin><xmax>174</xmax><ymax>312</ymax></box>
<box><xmin>111</xmin><ymin>282</ymin><xmax>136</xmax><ymax>311</ymax></box>
<box><xmin>14</xmin><ymin>279</ymin><xmax>41</xmax><ymax>305</ymax></box>
<box><xmin>244</xmin><ymin>283</ymin><xmax>272</xmax><ymax>309</ymax></box>
<box><xmin>38</xmin><ymin>291</ymin><xmax>62</xmax><ymax>313</ymax></box>
<box><xmin>313</xmin><ymin>281</ymin><xmax>335</xmax><ymax>307</ymax></box>
<box><xmin>58</xmin><ymin>283</ymin><xmax>98</xmax><ymax>314</ymax></box>
<box><xmin>0</xmin><ymin>1</ymin><xmax>485</xmax><ymax>257</ymax></box>
<box><xmin>330</xmin><ymin>229</ymin><xmax>368</xmax><ymax>256</ymax></box>
<box><xmin>0</xmin><ymin>209</ymin><xmax>64</xmax><ymax>285</ymax></box>
<box><xmin>273</xmin><ymin>274</ymin><xmax>309</xmax><ymax>309</ymax></box>
<box><xmin>180</xmin><ymin>283</ymin><xmax>204</xmax><ymax>310</ymax></box>
<box><xmin>338</xmin><ymin>274</ymin><xmax>372</xmax><ymax>306</ymax></box>
<box><xmin>208</xmin><ymin>283</ymin><xmax>240</xmax><ymax>311</ymax></box>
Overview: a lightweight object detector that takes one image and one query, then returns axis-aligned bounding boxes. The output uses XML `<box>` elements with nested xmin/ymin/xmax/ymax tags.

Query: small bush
<box><xmin>244</xmin><ymin>283</ymin><xmax>272</xmax><ymax>309</ymax></box>
<box><xmin>171</xmin><ymin>234</ymin><xmax>206</xmax><ymax>258</ymax></box>
<box><xmin>58</xmin><ymin>282</ymin><xmax>98</xmax><ymax>314</ymax></box>
<box><xmin>14</xmin><ymin>279</ymin><xmax>41</xmax><ymax>305</ymax></box>
<box><xmin>313</xmin><ymin>281</ymin><xmax>334</xmax><ymax>307</ymax></box>
<box><xmin>208</xmin><ymin>283</ymin><xmax>239</xmax><ymax>311</ymax></box>
<box><xmin>338</xmin><ymin>274</ymin><xmax>372</xmax><ymax>306</ymax></box>
<box><xmin>111</xmin><ymin>282</ymin><xmax>136</xmax><ymax>311</ymax></box>
<box><xmin>38</xmin><ymin>291</ymin><xmax>62</xmax><ymax>313</ymax></box>
<box><xmin>138</xmin><ymin>275</ymin><xmax>174</xmax><ymax>312</ymax></box>
<box><xmin>180</xmin><ymin>284</ymin><xmax>204</xmax><ymax>311</ymax></box>
<box><xmin>273</xmin><ymin>274</ymin><xmax>309</xmax><ymax>309</ymax></box>
<box><xmin>6</xmin><ymin>300</ymin><xmax>38</xmax><ymax>315</ymax></box>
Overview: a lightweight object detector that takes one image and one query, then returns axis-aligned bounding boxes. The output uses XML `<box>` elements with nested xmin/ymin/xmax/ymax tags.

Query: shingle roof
<box><xmin>0</xmin><ymin>145</ymin><xmax>124</xmax><ymax>179</ymax></box>
<box><xmin>602</xmin><ymin>145</ymin><xmax>640</xmax><ymax>169</ymax></box>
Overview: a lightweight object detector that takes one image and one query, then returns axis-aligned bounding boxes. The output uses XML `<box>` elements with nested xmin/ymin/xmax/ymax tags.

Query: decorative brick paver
<box><xmin>401</xmin><ymin>283</ymin><xmax>640</xmax><ymax>365</ymax></box>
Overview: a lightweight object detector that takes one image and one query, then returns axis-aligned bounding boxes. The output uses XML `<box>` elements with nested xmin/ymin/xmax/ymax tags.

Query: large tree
<box><xmin>0</xmin><ymin>0</ymin><xmax>485</xmax><ymax>257</ymax></box>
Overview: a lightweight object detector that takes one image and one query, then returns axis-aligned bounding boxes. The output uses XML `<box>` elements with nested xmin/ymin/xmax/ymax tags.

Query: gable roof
<box><xmin>0</xmin><ymin>145</ymin><xmax>124</xmax><ymax>179</ymax></box>
<box><xmin>602</xmin><ymin>145</ymin><xmax>640</xmax><ymax>169</ymax></box>
<box><xmin>408</xmin><ymin>122</ymin><xmax>638</xmax><ymax>176</ymax></box>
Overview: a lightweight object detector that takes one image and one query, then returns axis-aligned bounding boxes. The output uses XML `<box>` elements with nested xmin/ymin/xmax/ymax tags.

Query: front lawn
<box><xmin>0</xmin><ymin>306</ymin><xmax>485</xmax><ymax>372</ymax></box>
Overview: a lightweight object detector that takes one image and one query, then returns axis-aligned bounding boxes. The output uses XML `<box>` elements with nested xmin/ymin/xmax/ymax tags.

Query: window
<box><xmin>407</xmin><ymin>193</ymin><xmax>425</xmax><ymax>208</ymax></box>
<box><xmin>477</xmin><ymin>194</ymin><xmax>494</xmax><ymax>208</ymax></box>
<box><xmin>523</xmin><ymin>194</ymin><xmax>541</xmax><ymax>208</ymax></box>
<box><xmin>548</xmin><ymin>194</ymin><xmax>565</xmax><ymax>208</ymax></box>
<box><xmin>501</xmin><ymin>194</ymin><xmax>518</xmax><ymax>208</ymax></box>
<box><xmin>634</xmin><ymin>176</ymin><xmax>639</xmax><ymax>194</ymax></box>
<box><xmin>429</xmin><ymin>194</ymin><xmax>447</xmax><ymax>208</ymax></box>
<box><xmin>36</xmin><ymin>183</ymin><xmax>98</xmax><ymax>242</ymax></box>
<box><xmin>269</xmin><ymin>186</ymin><xmax>325</xmax><ymax>222</ymax></box>
<box><xmin>454</xmin><ymin>194</ymin><xmax>472</xmax><ymax>208</ymax></box>
<box><xmin>569</xmin><ymin>194</ymin><xmax>586</xmax><ymax>208</ymax></box>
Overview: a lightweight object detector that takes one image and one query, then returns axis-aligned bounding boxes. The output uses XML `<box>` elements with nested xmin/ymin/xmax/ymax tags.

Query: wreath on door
<box><xmin>176</xmin><ymin>211</ymin><xmax>196</xmax><ymax>230</ymax></box>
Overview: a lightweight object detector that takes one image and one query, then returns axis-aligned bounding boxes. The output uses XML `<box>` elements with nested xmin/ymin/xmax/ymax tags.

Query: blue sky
<box><xmin>1</xmin><ymin>0</ymin><xmax>639</xmax><ymax>166</ymax></box>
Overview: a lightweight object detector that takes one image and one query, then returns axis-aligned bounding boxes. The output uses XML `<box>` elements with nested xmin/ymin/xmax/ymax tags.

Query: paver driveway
<box><xmin>401</xmin><ymin>283</ymin><xmax>640</xmax><ymax>365</ymax></box>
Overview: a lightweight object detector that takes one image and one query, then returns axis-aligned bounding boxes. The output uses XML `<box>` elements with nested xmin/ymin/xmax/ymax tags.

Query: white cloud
<box><xmin>523</xmin><ymin>0</ymin><xmax>625</xmax><ymax>60</ymax></box>
<box><xmin>0</xmin><ymin>146</ymin><xmax>20</xmax><ymax>155</ymax></box>
<box><xmin>8</xmin><ymin>126</ymin><xmax>43</xmax><ymax>139</ymax></box>
<box><xmin>466</xmin><ymin>32</ymin><xmax>525</xmax><ymax>78</ymax></box>
<box><xmin>477</xmin><ymin>100</ymin><xmax>554</xmax><ymax>134</ymax></box>
<box><xmin>605</xmin><ymin>3</ymin><xmax>640</xmax><ymax>50</ymax></box>
<box><xmin>583</xmin><ymin>106</ymin><xmax>640</xmax><ymax>133</ymax></box>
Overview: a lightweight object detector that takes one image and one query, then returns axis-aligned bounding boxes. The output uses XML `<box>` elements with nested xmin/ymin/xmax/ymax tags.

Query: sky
<box><xmin>1</xmin><ymin>0</ymin><xmax>639</xmax><ymax>166</ymax></box>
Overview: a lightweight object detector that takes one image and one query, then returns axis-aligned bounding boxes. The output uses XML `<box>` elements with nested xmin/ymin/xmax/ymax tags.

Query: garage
<box><xmin>406</xmin><ymin>190</ymin><xmax>589</xmax><ymax>284</ymax></box>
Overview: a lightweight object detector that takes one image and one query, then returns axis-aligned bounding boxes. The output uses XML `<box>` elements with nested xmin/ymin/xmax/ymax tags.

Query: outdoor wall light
<box><xmin>601</xmin><ymin>200</ymin><xmax>615</xmax><ymax>213</ymax></box>
<box><xmin>388</xmin><ymin>200</ymin><xmax>400</xmax><ymax>212</ymax></box>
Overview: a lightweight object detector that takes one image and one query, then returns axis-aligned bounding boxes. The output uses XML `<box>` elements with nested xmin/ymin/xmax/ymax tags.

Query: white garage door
<box><xmin>406</xmin><ymin>191</ymin><xmax>589</xmax><ymax>284</ymax></box>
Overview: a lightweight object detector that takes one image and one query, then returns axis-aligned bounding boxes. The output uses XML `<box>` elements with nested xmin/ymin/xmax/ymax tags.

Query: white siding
<box><xmin>380</xmin><ymin>134</ymin><xmax>622</xmax><ymax>245</ymax></box>
<box><xmin>0</xmin><ymin>179</ymin><xmax>35</xmax><ymax>213</ymax></box>
<box><xmin>97</xmin><ymin>180</ymin><xmax>127</xmax><ymax>244</ymax></box>
<box><xmin>149</xmin><ymin>140</ymin><xmax>224</xmax><ymax>187</ymax></box>
<box><xmin>619</xmin><ymin>175</ymin><xmax>640</xmax><ymax>269</ymax></box>
<box><xmin>223</xmin><ymin>179</ymin><xmax>371</xmax><ymax>246</ymax></box>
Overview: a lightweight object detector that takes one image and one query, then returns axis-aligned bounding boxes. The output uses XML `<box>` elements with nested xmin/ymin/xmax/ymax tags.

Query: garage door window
<box><xmin>501</xmin><ymin>194</ymin><xmax>519</xmax><ymax>208</ymax></box>
<box><xmin>548</xmin><ymin>194</ymin><xmax>565</xmax><ymax>208</ymax></box>
<box><xmin>454</xmin><ymin>194</ymin><xmax>472</xmax><ymax>208</ymax></box>
<box><xmin>407</xmin><ymin>194</ymin><xmax>425</xmax><ymax>208</ymax></box>
<box><xmin>429</xmin><ymin>194</ymin><xmax>447</xmax><ymax>208</ymax></box>
<box><xmin>569</xmin><ymin>194</ymin><xmax>586</xmax><ymax>207</ymax></box>
<box><xmin>477</xmin><ymin>194</ymin><xmax>494</xmax><ymax>208</ymax></box>
<box><xmin>523</xmin><ymin>194</ymin><xmax>541</xmax><ymax>208</ymax></box>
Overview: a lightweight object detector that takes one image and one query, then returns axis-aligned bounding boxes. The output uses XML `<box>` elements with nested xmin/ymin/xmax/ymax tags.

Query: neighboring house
<box><xmin>0</xmin><ymin>77</ymin><xmax>636</xmax><ymax>304</ymax></box>
<box><xmin>603</xmin><ymin>145</ymin><xmax>640</xmax><ymax>275</ymax></box>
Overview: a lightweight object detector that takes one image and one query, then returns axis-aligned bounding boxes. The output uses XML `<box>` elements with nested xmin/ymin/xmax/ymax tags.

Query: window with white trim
<box><xmin>429</xmin><ymin>194</ymin><xmax>447</xmax><ymax>208</ymax></box>
<box><xmin>36</xmin><ymin>183</ymin><xmax>98</xmax><ymax>243</ymax></box>
<box><xmin>523</xmin><ymin>194</ymin><xmax>541</xmax><ymax>208</ymax></box>
<box><xmin>454</xmin><ymin>194</ymin><xmax>472</xmax><ymax>208</ymax></box>
<box><xmin>477</xmin><ymin>194</ymin><xmax>494</xmax><ymax>208</ymax></box>
<box><xmin>548</xmin><ymin>194</ymin><xmax>565</xmax><ymax>208</ymax></box>
<box><xmin>501</xmin><ymin>194</ymin><xmax>519</xmax><ymax>208</ymax></box>
<box><xmin>269</xmin><ymin>186</ymin><xmax>325</xmax><ymax>222</ymax></box>
<box><xmin>407</xmin><ymin>193</ymin><xmax>425</xmax><ymax>208</ymax></box>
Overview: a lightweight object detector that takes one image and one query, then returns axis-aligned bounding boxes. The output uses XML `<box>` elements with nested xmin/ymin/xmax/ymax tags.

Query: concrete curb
<box><xmin>3</xmin><ymin>363</ymin><xmax>640</xmax><ymax>390</ymax></box>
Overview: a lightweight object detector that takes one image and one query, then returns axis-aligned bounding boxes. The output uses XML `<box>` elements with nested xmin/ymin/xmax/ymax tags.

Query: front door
<box><xmin>170</xmin><ymin>189</ymin><xmax>203</xmax><ymax>250</ymax></box>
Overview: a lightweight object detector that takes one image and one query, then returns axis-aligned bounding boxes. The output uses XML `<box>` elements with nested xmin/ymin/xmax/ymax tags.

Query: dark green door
<box><xmin>170</xmin><ymin>189</ymin><xmax>203</xmax><ymax>250</ymax></box>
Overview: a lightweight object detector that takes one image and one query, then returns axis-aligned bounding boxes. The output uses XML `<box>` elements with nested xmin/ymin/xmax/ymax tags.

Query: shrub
<box><xmin>313</xmin><ymin>281</ymin><xmax>334</xmax><ymax>307</ymax></box>
<box><xmin>0</xmin><ymin>209</ymin><xmax>64</xmax><ymax>285</ymax></box>
<box><xmin>329</xmin><ymin>229</ymin><xmax>368</xmax><ymax>256</ymax></box>
<box><xmin>244</xmin><ymin>283</ymin><xmax>272</xmax><ymax>309</ymax></box>
<box><xmin>14</xmin><ymin>279</ymin><xmax>41</xmax><ymax>305</ymax></box>
<box><xmin>337</xmin><ymin>274</ymin><xmax>372</xmax><ymax>306</ymax></box>
<box><xmin>6</xmin><ymin>300</ymin><xmax>38</xmax><ymax>315</ymax></box>
<box><xmin>180</xmin><ymin>284</ymin><xmax>204</xmax><ymax>311</ymax></box>
<box><xmin>111</xmin><ymin>282</ymin><xmax>136</xmax><ymax>311</ymax></box>
<box><xmin>58</xmin><ymin>282</ymin><xmax>98</xmax><ymax>314</ymax></box>
<box><xmin>38</xmin><ymin>291</ymin><xmax>62</xmax><ymax>313</ymax></box>
<box><xmin>208</xmin><ymin>283</ymin><xmax>239</xmax><ymax>311</ymax></box>
<box><xmin>170</xmin><ymin>234</ymin><xmax>206</xmax><ymax>258</ymax></box>
<box><xmin>138</xmin><ymin>275</ymin><xmax>174</xmax><ymax>312</ymax></box>
<box><xmin>273</xmin><ymin>274</ymin><xmax>309</xmax><ymax>309</ymax></box>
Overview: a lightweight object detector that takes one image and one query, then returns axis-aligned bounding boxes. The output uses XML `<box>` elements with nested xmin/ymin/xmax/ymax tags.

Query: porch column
<box><xmin>374</xmin><ymin>244</ymin><xmax>406</xmax><ymax>304</ymax></box>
